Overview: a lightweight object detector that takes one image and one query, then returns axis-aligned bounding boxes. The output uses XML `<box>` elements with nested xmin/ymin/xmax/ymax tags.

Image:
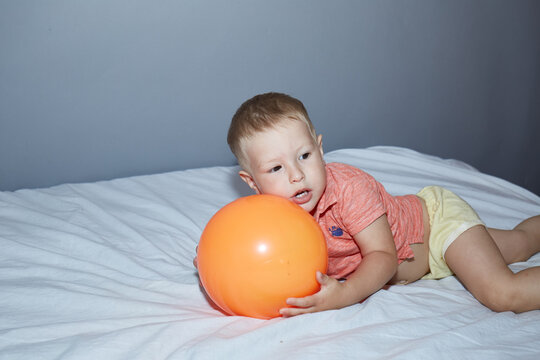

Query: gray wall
<box><xmin>1</xmin><ymin>1</ymin><xmax>539</xmax><ymax>195</ymax></box>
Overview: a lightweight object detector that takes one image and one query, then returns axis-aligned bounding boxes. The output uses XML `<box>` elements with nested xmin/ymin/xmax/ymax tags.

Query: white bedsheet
<box><xmin>1</xmin><ymin>147</ymin><xmax>539</xmax><ymax>359</ymax></box>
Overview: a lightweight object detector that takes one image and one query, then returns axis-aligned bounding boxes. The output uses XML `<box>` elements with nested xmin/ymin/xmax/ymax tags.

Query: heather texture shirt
<box><xmin>313</xmin><ymin>163</ymin><xmax>424</xmax><ymax>279</ymax></box>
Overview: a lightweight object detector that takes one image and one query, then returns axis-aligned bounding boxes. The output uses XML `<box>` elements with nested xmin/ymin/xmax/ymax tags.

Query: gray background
<box><xmin>1</xmin><ymin>0</ymin><xmax>539</xmax><ymax>195</ymax></box>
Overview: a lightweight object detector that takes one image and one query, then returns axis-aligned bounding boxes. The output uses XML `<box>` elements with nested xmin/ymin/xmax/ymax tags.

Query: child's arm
<box><xmin>280</xmin><ymin>214</ymin><xmax>398</xmax><ymax>317</ymax></box>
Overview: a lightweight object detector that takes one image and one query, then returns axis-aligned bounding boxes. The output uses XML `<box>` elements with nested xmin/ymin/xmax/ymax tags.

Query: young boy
<box><xmin>225</xmin><ymin>92</ymin><xmax>540</xmax><ymax>316</ymax></box>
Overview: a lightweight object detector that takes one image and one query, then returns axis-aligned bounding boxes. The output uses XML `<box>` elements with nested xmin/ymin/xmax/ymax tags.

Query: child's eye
<box><xmin>269</xmin><ymin>165</ymin><xmax>282</xmax><ymax>173</ymax></box>
<box><xmin>300</xmin><ymin>152</ymin><xmax>310</xmax><ymax>160</ymax></box>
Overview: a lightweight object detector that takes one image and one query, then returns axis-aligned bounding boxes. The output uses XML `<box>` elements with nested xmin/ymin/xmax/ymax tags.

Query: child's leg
<box><xmin>488</xmin><ymin>215</ymin><xmax>540</xmax><ymax>264</ymax></box>
<box><xmin>445</xmin><ymin>222</ymin><xmax>540</xmax><ymax>313</ymax></box>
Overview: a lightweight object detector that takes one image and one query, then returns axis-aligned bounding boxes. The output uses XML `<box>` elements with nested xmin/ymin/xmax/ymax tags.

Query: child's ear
<box><xmin>317</xmin><ymin>134</ymin><xmax>324</xmax><ymax>156</ymax></box>
<box><xmin>238</xmin><ymin>170</ymin><xmax>261</xmax><ymax>194</ymax></box>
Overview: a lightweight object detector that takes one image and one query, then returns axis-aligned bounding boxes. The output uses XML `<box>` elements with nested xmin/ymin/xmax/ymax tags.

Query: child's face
<box><xmin>238</xmin><ymin>120</ymin><xmax>326</xmax><ymax>214</ymax></box>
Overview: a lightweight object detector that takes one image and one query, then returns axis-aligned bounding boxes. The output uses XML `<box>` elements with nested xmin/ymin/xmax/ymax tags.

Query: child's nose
<box><xmin>289</xmin><ymin>166</ymin><xmax>305</xmax><ymax>183</ymax></box>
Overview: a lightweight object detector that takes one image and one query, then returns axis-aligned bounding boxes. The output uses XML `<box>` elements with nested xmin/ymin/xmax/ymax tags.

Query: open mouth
<box><xmin>291</xmin><ymin>189</ymin><xmax>312</xmax><ymax>205</ymax></box>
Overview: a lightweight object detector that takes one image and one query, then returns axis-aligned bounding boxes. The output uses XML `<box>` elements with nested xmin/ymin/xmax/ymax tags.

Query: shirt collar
<box><xmin>314</xmin><ymin>164</ymin><xmax>339</xmax><ymax>220</ymax></box>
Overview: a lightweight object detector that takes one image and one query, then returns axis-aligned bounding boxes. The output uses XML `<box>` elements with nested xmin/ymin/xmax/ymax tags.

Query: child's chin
<box><xmin>300</xmin><ymin>202</ymin><xmax>315</xmax><ymax>214</ymax></box>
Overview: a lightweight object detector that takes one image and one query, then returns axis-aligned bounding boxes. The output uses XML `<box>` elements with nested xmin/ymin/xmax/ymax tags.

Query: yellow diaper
<box><xmin>417</xmin><ymin>186</ymin><xmax>485</xmax><ymax>280</ymax></box>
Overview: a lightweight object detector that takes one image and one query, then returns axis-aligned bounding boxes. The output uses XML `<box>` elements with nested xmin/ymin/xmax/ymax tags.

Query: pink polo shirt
<box><xmin>313</xmin><ymin>163</ymin><xmax>424</xmax><ymax>279</ymax></box>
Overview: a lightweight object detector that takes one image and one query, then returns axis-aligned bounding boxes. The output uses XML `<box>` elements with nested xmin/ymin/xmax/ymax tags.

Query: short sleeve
<box><xmin>336</xmin><ymin>170</ymin><xmax>387</xmax><ymax>236</ymax></box>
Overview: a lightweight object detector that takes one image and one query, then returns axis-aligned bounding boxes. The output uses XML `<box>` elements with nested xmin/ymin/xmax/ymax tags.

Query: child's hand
<box><xmin>193</xmin><ymin>246</ymin><xmax>198</xmax><ymax>269</ymax></box>
<box><xmin>279</xmin><ymin>271</ymin><xmax>347</xmax><ymax>317</ymax></box>
<box><xmin>279</xmin><ymin>215</ymin><xmax>399</xmax><ymax>317</ymax></box>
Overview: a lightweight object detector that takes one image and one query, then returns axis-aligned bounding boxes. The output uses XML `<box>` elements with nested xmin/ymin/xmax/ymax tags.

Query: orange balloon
<box><xmin>197</xmin><ymin>194</ymin><xmax>328</xmax><ymax>319</ymax></box>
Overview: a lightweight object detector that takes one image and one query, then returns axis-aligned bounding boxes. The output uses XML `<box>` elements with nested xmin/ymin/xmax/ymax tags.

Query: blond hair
<box><xmin>227</xmin><ymin>92</ymin><xmax>316</xmax><ymax>167</ymax></box>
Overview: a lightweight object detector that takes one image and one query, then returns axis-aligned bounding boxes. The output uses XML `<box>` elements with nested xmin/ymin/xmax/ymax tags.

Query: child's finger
<box><xmin>285</xmin><ymin>295</ymin><xmax>316</xmax><ymax>308</ymax></box>
<box><xmin>279</xmin><ymin>305</ymin><xmax>316</xmax><ymax>317</ymax></box>
<box><xmin>193</xmin><ymin>246</ymin><xmax>199</xmax><ymax>269</ymax></box>
<box><xmin>316</xmin><ymin>271</ymin><xmax>330</xmax><ymax>285</ymax></box>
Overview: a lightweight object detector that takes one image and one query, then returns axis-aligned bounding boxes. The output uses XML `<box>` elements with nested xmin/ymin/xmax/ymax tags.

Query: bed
<box><xmin>1</xmin><ymin>146</ymin><xmax>539</xmax><ymax>359</ymax></box>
